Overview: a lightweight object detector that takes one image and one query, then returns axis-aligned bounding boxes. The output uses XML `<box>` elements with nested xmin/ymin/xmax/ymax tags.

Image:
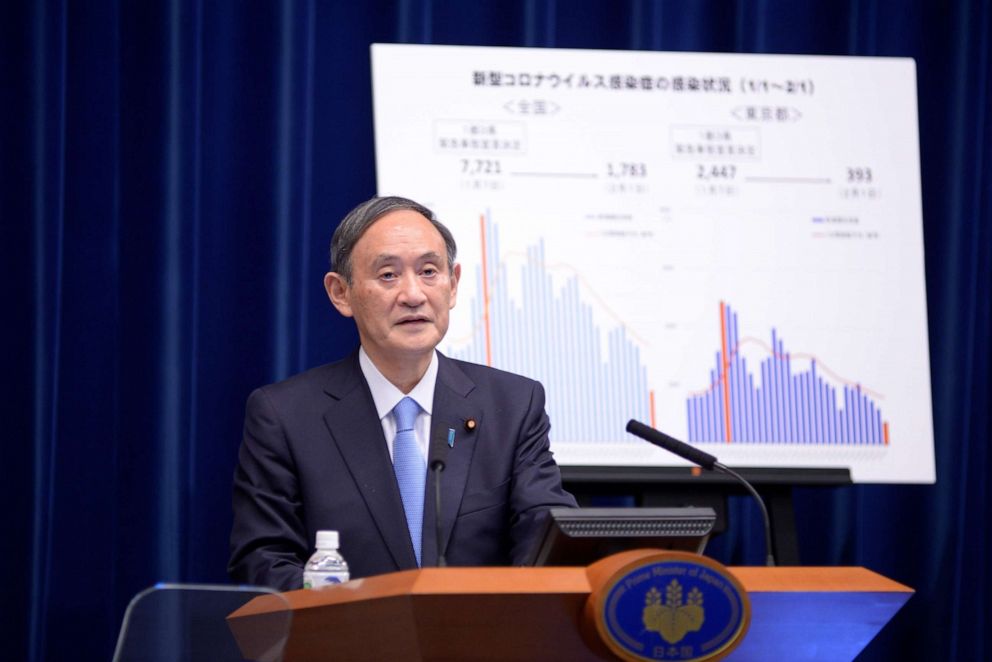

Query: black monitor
<box><xmin>526</xmin><ymin>507</ymin><xmax>716</xmax><ymax>566</ymax></box>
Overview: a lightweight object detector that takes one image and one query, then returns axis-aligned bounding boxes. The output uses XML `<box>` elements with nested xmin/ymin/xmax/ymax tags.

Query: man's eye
<box><xmin>422</xmin><ymin>267</ymin><xmax>438</xmax><ymax>277</ymax></box>
<box><xmin>379</xmin><ymin>271</ymin><xmax>397</xmax><ymax>281</ymax></box>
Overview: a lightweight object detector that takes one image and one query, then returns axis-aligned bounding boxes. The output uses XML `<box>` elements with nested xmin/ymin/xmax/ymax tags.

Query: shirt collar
<box><xmin>358</xmin><ymin>347</ymin><xmax>438</xmax><ymax>421</ymax></box>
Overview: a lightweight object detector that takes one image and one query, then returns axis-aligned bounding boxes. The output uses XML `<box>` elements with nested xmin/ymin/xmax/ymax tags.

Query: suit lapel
<box><xmin>321</xmin><ymin>355</ymin><xmax>417</xmax><ymax>570</ymax></box>
<box><xmin>422</xmin><ymin>355</ymin><xmax>482</xmax><ymax>567</ymax></box>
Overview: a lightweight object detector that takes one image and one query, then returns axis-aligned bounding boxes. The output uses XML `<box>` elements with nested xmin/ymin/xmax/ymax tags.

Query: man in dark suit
<box><xmin>229</xmin><ymin>196</ymin><xmax>576</xmax><ymax>590</ymax></box>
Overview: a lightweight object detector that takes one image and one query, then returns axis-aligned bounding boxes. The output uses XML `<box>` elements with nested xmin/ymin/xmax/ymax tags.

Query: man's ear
<box><xmin>448</xmin><ymin>262</ymin><xmax>461</xmax><ymax>309</ymax></box>
<box><xmin>324</xmin><ymin>272</ymin><xmax>354</xmax><ymax>318</ymax></box>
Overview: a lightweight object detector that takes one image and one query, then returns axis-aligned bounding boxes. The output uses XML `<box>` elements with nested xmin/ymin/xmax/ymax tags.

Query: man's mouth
<box><xmin>396</xmin><ymin>316</ymin><xmax>430</xmax><ymax>326</ymax></box>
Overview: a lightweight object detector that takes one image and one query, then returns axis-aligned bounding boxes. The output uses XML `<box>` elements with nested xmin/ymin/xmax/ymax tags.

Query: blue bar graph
<box><xmin>686</xmin><ymin>302</ymin><xmax>889</xmax><ymax>445</ymax></box>
<box><xmin>447</xmin><ymin>212</ymin><xmax>651</xmax><ymax>442</ymax></box>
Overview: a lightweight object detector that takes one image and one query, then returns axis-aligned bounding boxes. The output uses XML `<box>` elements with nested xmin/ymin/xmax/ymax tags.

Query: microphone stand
<box><xmin>626</xmin><ymin>419</ymin><xmax>776</xmax><ymax>566</ymax></box>
<box><xmin>431</xmin><ymin>461</ymin><xmax>447</xmax><ymax>567</ymax></box>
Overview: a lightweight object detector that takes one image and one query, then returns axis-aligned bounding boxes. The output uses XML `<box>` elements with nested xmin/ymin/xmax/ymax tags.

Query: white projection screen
<box><xmin>371</xmin><ymin>44</ymin><xmax>935</xmax><ymax>483</ymax></box>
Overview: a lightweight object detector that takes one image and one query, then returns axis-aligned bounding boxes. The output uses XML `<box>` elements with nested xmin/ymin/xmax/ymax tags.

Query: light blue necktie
<box><xmin>392</xmin><ymin>396</ymin><xmax>426</xmax><ymax>566</ymax></box>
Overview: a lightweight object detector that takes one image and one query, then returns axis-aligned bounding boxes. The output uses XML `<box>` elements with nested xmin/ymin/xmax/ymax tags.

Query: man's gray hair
<box><xmin>330</xmin><ymin>196</ymin><xmax>458</xmax><ymax>283</ymax></box>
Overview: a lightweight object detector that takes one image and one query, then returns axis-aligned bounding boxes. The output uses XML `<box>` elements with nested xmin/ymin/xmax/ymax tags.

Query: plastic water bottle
<box><xmin>303</xmin><ymin>530</ymin><xmax>350</xmax><ymax>588</ymax></box>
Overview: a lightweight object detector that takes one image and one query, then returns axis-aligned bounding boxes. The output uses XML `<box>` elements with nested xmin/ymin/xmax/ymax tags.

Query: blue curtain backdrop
<box><xmin>3</xmin><ymin>1</ymin><xmax>989</xmax><ymax>660</ymax></box>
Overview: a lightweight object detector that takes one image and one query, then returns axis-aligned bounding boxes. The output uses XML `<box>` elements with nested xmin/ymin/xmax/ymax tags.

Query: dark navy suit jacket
<box><xmin>228</xmin><ymin>351</ymin><xmax>576</xmax><ymax>590</ymax></box>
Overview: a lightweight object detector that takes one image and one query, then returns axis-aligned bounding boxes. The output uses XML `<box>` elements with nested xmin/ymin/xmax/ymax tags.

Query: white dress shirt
<box><xmin>358</xmin><ymin>347</ymin><xmax>437</xmax><ymax>461</ymax></box>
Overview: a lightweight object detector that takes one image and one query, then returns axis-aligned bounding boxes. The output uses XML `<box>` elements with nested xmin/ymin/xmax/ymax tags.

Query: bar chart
<box><xmin>445</xmin><ymin>212</ymin><xmax>652</xmax><ymax>442</ymax></box>
<box><xmin>687</xmin><ymin>302</ymin><xmax>889</xmax><ymax>445</ymax></box>
<box><xmin>375</xmin><ymin>44</ymin><xmax>936</xmax><ymax>481</ymax></box>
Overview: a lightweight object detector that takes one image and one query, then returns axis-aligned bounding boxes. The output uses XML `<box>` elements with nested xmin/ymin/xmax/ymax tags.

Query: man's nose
<box><xmin>397</xmin><ymin>272</ymin><xmax>427</xmax><ymax>305</ymax></box>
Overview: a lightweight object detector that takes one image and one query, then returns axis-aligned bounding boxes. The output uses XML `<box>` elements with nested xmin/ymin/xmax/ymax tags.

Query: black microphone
<box><xmin>626</xmin><ymin>420</ymin><xmax>718</xmax><ymax>470</ymax></box>
<box><xmin>625</xmin><ymin>419</ymin><xmax>776</xmax><ymax>567</ymax></box>
<box><xmin>430</xmin><ymin>460</ymin><xmax>447</xmax><ymax>567</ymax></box>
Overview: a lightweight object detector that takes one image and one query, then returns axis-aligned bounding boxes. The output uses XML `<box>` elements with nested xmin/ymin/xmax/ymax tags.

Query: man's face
<box><xmin>325</xmin><ymin>209</ymin><xmax>460</xmax><ymax>370</ymax></box>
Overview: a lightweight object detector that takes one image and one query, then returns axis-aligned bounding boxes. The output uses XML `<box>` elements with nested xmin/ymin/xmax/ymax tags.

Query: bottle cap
<box><xmin>315</xmin><ymin>530</ymin><xmax>339</xmax><ymax>550</ymax></box>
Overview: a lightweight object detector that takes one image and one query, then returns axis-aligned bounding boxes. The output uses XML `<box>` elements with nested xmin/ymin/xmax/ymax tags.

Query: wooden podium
<box><xmin>228</xmin><ymin>552</ymin><xmax>912</xmax><ymax>661</ymax></box>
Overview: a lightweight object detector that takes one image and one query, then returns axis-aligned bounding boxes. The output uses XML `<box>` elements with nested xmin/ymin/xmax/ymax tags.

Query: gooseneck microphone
<box><xmin>625</xmin><ymin>420</ymin><xmax>776</xmax><ymax>567</ymax></box>
<box><xmin>430</xmin><ymin>460</ymin><xmax>447</xmax><ymax>567</ymax></box>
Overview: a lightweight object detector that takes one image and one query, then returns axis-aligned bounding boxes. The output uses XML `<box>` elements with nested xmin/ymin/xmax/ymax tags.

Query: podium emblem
<box><xmin>590</xmin><ymin>552</ymin><xmax>749</xmax><ymax>662</ymax></box>
<box><xmin>642</xmin><ymin>580</ymin><xmax>705</xmax><ymax>644</ymax></box>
